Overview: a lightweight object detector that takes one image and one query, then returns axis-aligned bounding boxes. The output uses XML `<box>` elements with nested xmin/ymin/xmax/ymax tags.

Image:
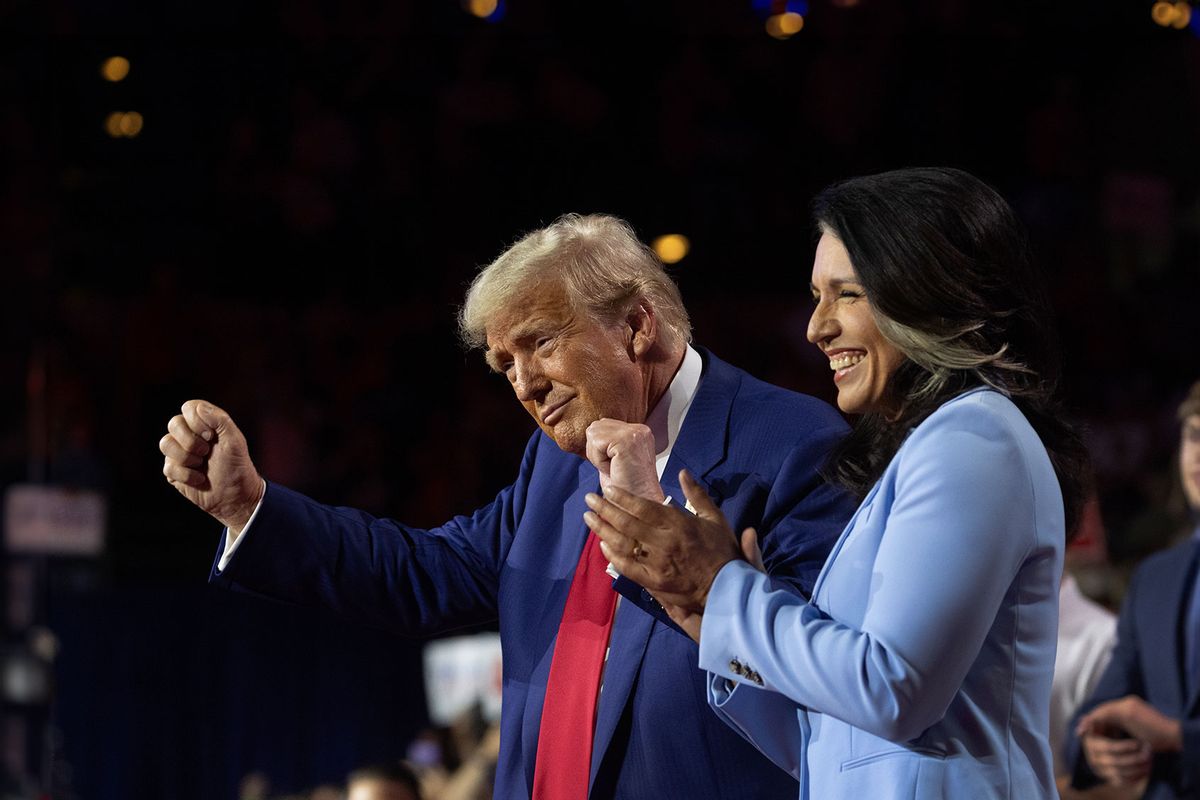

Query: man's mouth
<box><xmin>541</xmin><ymin>397</ymin><xmax>573</xmax><ymax>426</ymax></box>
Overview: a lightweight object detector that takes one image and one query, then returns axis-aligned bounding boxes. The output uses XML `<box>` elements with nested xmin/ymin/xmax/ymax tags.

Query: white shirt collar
<box><xmin>645</xmin><ymin>345</ymin><xmax>703</xmax><ymax>479</ymax></box>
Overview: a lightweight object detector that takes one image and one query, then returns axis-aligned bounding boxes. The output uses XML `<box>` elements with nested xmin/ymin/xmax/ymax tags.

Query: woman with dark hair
<box><xmin>583</xmin><ymin>167</ymin><xmax>1089</xmax><ymax>799</ymax></box>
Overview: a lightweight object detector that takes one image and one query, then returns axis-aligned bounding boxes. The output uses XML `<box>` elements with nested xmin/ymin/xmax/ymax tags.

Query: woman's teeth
<box><xmin>829</xmin><ymin>353</ymin><xmax>865</xmax><ymax>371</ymax></box>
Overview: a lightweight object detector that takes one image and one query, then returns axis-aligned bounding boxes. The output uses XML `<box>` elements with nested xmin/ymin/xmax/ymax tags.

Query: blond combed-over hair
<box><xmin>458</xmin><ymin>213</ymin><xmax>692</xmax><ymax>350</ymax></box>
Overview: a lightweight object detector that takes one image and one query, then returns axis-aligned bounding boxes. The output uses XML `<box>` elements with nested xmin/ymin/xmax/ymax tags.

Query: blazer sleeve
<box><xmin>706</xmin><ymin>672</ymin><xmax>805</xmax><ymax>779</ymax></box>
<box><xmin>698</xmin><ymin>402</ymin><xmax>1050</xmax><ymax>743</ymax></box>
<box><xmin>209</xmin><ymin>432</ymin><xmax>542</xmax><ymax>637</ymax></box>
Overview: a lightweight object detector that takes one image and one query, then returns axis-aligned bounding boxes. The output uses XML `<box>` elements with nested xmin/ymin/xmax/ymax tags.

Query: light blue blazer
<box><xmin>697</xmin><ymin>388</ymin><xmax>1064</xmax><ymax>800</ymax></box>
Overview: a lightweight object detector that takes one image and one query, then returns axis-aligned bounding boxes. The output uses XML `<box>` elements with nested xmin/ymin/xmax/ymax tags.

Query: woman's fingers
<box><xmin>585</xmin><ymin>491</ymin><xmax>643</xmax><ymax>537</ymax></box>
<box><xmin>597</xmin><ymin>483</ymin><xmax>668</xmax><ymax>522</ymax></box>
<box><xmin>679</xmin><ymin>469</ymin><xmax>721</xmax><ymax>520</ymax></box>
<box><xmin>740</xmin><ymin>527</ymin><xmax>765</xmax><ymax>572</ymax></box>
<box><xmin>584</xmin><ymin>492</ymin><xmax>650</xmax><ymax>567</ymax></box>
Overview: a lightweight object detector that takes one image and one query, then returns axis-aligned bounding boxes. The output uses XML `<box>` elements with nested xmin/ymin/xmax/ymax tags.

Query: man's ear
<box><xmin>627</xmin><ymin>302</ymin><xmax>658</xmax><ymax>358</ymax></box>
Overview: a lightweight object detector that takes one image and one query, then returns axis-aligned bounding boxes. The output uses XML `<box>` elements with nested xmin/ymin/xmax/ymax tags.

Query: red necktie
<box><xmin>532</xmin><ymin>531</ymin><xmax>618</xmax><ymax>800</ymax></box>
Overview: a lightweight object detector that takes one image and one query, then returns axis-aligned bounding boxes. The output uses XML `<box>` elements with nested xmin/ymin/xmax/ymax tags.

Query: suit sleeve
<box><xmin>209</xmin><ymin>433</ymin><xmax>541</xmax><ymax>637</ymax></box>
<box><xmin>1182</xmin><ymin>718</ymin><xmax>1200</xmax><ymax>794</ymax></box>
<box><xmin>698</xmin><ymin>403</ymin><xmax>1048</xmax><ymax>743</ymax></box>
<box><xmin>755</xmin><ymin>419</ymin><xmax>858</xmax><ymax>599</ymax></box>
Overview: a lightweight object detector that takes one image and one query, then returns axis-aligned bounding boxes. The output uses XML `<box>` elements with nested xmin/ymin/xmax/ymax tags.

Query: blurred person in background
<box><xmin>347</xmin><ymin>762</ymin><xmax>422</xmax><ymax>800</ymax></box>
<box><xmin>1068</xmin><ymin>380</ymin><xmax>1200</xmax><ymax>799</ymax></box>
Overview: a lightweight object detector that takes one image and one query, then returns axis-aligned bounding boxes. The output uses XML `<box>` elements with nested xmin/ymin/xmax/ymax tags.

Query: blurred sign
<box><xmin>4</xmin><ymin>484</ymin><xmax>106</xmax><ymax>556</ymax></box>
<box><xmin>423</xmin><ymin>632</ymin><xmax>502</xmax><ymax>725</ymax></box>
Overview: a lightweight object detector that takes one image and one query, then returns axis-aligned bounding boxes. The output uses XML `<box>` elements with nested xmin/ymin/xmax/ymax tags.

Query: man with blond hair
<box><xmin>161</xmin><ymin>213</ymin><xmax>853</xmax><ymax>799</ymax></box>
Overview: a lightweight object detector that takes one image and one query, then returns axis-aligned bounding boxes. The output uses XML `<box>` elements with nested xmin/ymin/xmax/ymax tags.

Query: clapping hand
<box><xmin>583</xmin><ymin>468</ymin><xmax>762</xmax><ymax>642</ymax></box>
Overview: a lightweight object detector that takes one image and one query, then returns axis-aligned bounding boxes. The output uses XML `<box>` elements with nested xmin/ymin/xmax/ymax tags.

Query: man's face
<box><xmin>1181</xmin><ymin>414</ymin><xmax>1200</xmax><ymax>511</ymax></box>
<box><xmin>485</xmin><ymin>280</ymin><xmax>649</xmax><ymax>456</ymax></box>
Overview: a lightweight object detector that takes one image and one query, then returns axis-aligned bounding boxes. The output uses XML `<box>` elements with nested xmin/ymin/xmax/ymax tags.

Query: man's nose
<box><xmin>511</xmin><ymin>359</ymin><xmax>547</xmax><ymax>402</ymax></box>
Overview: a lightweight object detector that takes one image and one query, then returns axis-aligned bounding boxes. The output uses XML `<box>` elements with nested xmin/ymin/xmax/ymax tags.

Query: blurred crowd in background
<box><xmin>1</xmin><ymin>0</ymin><xmax>1198</xmax><ymax>797</ymax></box>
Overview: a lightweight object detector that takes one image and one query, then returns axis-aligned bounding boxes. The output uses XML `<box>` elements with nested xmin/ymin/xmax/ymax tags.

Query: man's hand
<box><xmin>1076</xmin><ymin>695</ymin><xmax>1182</xmax><ymax>786</ymax></box>
<box><xmin>1077</xmin><ymin>695</ymin><xmax>1183</xmax><ymax>753</ymax></box>
<box><xmin>160</xmin><ymin>400</ymin><xmax>264</xmax><ymax>538</ymax></box>
<box><xmin>1079</xmin><ymin>733</ymin><xmax>1153</xmax><ymax>787</ymax></box>
<box><xmin>585</xmin><ymin>419</ymin><xmax>664</xmax><ymax>502</ymax></box>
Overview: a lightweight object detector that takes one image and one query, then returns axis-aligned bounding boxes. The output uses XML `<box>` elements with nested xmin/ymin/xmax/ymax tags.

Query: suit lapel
<box><xmin>1143</xmin><ymin>541</ymin><xmax>1199</xmax><ymax>716</ymax></box>
<box><xmin>588</xmin><ymin>595</ymin><xmax>655</xmax><ymax>790</ymax></box>
<box><xmin>663</xmin><ymin>347</ymin><xmax>735</xmax><ymax>487</ymax></box>
<box><xmin>1179</xmin><ymin>542</ymin><xmax>1200</xmax><ymax>715</ymax></box>
<box><xmin>588</xmin><ymin>348</ymin><xmax>735</xmax><ymax>791</ymax></box>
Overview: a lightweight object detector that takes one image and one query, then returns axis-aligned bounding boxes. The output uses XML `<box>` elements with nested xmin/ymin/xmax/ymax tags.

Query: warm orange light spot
<box><xmin>1152</xmin><ymin>0</ymin><xmax>1177</xmax><ymax>26</ymax></box>
<box><xmin>101</xmin><ymin>56</ymin><xmax>130</xmax><ymax>82</ymax></box>
<box><xmin>119</xmin><ymin>111</ymin><xmax>144</xmax><ymax>137</ymax></box>
<box><xmin>104</xmin><ymin>111</ymin><xmax>144</xmax><ymax>138</ymax></box>
<box><xmin>1170</xmin><ymin>1</ymin><xmax>1191</xmax><ymax>28</ymax></box>
<box><xmin>104</xmin><ymin>112</ymin><xmax>124</xmax><ymax>137</ymax></box>
<box><xmin>466</xmin><ymin>0</ymin><xmax>498</xmax><ymax>17</ymax></box>
<box><xmin>766</xmin><ymin>12</ymin><xmax>805</xmax><ymax>40</ymax></box>
<box><xmin>652</xmin><ymin>234</ymin><xmax>691</xmax><ymax>264</ymax></box>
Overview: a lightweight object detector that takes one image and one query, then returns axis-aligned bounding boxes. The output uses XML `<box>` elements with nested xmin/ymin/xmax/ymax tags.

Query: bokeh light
<box><xmin>464</xmin><ymin>0</ymin><xmax>504</xmax><ymax>20</ymax></box>
<box><xmin>100</xmin><ymin>56</ymin><xmax>130</xmax><ymax>82</ymax></box>
<box><xmin>104</xmin><ymin>112</ymin><xmax>124</xmax><ymax>137</ymax></box>
<box><xmin>104</xmin><ymin>111</ymin><xmax>144</xmax><ymax>138</ymax></box>
<box><xmin>766</xmin><ymin>12</ymin><xmax>805</xmax><ymax>39</ymax></box>
<box><xmin>652</xmin><ymin>234</ymin><xmax>691</xmax><ymax>264</ymax></box>
<box><xmin>1151</xmin><ymin>0</ymin><xmax>1193</xmax><ymax>27</ymax></box>
<box><xmin>120</xmin><ymin>111</ymin><xmax>144</xmax><ymax>137</ymax></box>
<box><xmin>1172</xmin><ymin>2</ymin><xmax>1191</xmax><ymax>28</ymax></box>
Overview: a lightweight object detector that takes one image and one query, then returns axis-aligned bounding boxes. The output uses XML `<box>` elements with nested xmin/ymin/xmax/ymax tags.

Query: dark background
<box><xmin>2</xmin><ymin>0</ymin><xmax>1199</xmax><ymax>797</ymax></box>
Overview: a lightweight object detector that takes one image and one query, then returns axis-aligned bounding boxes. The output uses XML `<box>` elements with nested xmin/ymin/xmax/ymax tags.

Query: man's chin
<box><xmin>541</xmin><ymin>421</ymin><xmax>589</xmax><ymax>457</ymax></box>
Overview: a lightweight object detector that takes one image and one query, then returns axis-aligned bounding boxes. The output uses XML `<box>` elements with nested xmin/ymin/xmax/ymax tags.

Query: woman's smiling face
<box><xmin>807</xmin><ymin>232</ymin><xmax>907</xmax><ymax>416</ymax></box>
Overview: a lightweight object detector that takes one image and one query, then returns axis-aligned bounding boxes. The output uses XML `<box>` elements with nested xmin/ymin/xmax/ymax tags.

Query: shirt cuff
<box><xmin>215</xmin><ymin>481</ymin><xmax>267</xmax><ymax>573</ymax></box>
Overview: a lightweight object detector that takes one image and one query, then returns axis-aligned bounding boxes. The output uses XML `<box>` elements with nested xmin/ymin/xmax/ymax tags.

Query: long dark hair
<box><xmin>814</xmin><ymin>167</ymin><xmax>1090</xmax><ymax>536</ymax></box>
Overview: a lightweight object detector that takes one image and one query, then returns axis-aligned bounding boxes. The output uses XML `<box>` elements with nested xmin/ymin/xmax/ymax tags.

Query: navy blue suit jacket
<box><xmin>1067</xmin><ymin>538</ymin><xmax>1200</xmax><ymax>799</ymax></box>
<box><xmin>211</xmin><ymin>347</ymin><xmax>854</xmax><ymax>799</ymax></box>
